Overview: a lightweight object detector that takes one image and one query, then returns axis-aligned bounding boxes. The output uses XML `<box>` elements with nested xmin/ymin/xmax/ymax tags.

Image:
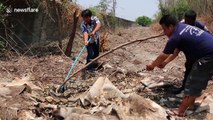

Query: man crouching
<box><xmin>146</xmin><ymin>14</ymin><xmax>213</xmax><ymax>116</ymax></box>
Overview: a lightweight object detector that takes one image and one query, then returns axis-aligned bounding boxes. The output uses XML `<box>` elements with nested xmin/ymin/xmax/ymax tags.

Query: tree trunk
<box><xmin>65</xmin><ymin>9</ymin><xmax>79</xmax><ymax>56</ymax></box>
<box><xmin>112</xmin><ymin>0</ymin><xmax>116</xmax><ymax>16</ymax></box>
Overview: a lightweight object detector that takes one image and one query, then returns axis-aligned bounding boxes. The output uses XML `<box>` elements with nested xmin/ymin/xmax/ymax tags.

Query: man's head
<box><xmin>184</xmin><ymin>10</ymin><xmax>197</xmax><ymax>26</ymax></box>
<box><xmin>81</xmin><ymin>9</ymin><xmax>92</xmax><ymax>24</ymax></box>
<box><xmin>159</xmin><ymin>15</ymin><xmax>178</xmax><ymax>37</ymax></box>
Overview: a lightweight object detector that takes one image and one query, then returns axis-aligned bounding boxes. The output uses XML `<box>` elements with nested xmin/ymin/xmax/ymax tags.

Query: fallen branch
<box><xmin>57</xmin><ymin>43</ymin><xmax>67</xmax><ymax>57</ymax></box>
<box><xmin>60</xmin><ymin>34</ymin><xmax>164</xmax><ymax>86</ymax></box>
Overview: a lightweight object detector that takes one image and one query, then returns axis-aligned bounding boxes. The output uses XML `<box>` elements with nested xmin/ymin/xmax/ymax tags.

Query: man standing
<box><xmin>159</xmin><ymin>10</ymin><xmax>210</xmax><ymax>94</ymax></box>
<box><xmin>146</xmin><ymin>15</ymin><xmax>213</xmax><ymax>116</ymax></box>
<box><xmin>183</xmin><ymin>9</ymin><xmax>209</xmax><ymax>32</ymax></box>
<box><xmin>81</xmin><ymin>9</ymin><xmax>101</xmax><ymax>71</ymax></box>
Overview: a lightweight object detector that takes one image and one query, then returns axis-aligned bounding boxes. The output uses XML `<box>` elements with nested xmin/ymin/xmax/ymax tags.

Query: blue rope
<box><xmin>64</xmin><ymin>38</ymin><xmax>91</xmax><ymax>81</ymax></box>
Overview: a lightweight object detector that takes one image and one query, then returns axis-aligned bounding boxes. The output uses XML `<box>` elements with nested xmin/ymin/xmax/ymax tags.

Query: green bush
<box><xmin>88</xmin><ymin>7</ymin><xmax>117</xmax><ymax>30</ymax></box>
<box><xmin>0</xmin><ymin>3</ymin><xmax>6</xmax><ymax>23</ymax></box>
<box><xmin>175</xmin><ymin>0</ymin><xmax>189</xmax><ymax>20</ymax></box>
<box><xmin>136</xmin><ymin>16</ymin><xmax>152</xmax><ymax>26</ymax></box>
<box><xmin>157</xmin><ymin>0</ymin><xmax>189</xmax><ymax>21</ymax></box>
<box><xmin>89</xmin><ymin>7</ymin><xmax>99</xmax><ymax>16</ymax></box>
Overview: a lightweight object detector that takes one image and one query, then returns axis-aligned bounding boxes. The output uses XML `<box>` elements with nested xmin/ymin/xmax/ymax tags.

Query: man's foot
<box><xmin>179</xmin><ymin>96</ymin><xmax>197</xmax><ymax>117</ymax></box>
<box><xmin>169</xmin><ymin>87</ymin><xmax>184</xmax><ymax>94</ymax></box>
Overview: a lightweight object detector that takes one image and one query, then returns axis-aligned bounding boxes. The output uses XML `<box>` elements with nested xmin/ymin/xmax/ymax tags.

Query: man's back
<box><xmin>194</xmin><ymin>20</ymin><xmax>209</xmax><ymax>31</ymax></box>
<box><xmin>81</xmin><ymin>16</ymin><xmax>100</xmax><ymax>43</ymax></box>
<box><xmin>81</xmin><ymin>16</ymin><xmax>100</xmax><ymax>33</ymax></box>
<box><xmin>164</xmin><ymin>23</ymin><xmax>213</xmax><ymax>64</ymax></box>
<box><xmin>181</xmin><ymin>19</ymin><xmax>208</xmax><ymax>31</ymax></box>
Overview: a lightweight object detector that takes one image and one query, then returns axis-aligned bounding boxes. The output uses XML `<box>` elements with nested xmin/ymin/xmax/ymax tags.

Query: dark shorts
<box><xmin>184</xmin><ymin>55</ymin><xmax>213</xmax><ymax>96</ymax></box>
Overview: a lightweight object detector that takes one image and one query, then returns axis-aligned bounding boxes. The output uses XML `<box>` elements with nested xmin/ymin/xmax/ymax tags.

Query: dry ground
<box><xmin>0</xmin><ymin>25</ymin><xmax>213</xmax><ymax>120</ymax></box>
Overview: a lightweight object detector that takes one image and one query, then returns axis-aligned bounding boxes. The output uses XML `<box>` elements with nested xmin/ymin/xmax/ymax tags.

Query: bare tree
<box><xmin>65</xmin><ymin>9</ymin><xmax>79</xmax><ymax>56</ymax></box>
<box><xmin>112</xmin><ymin>0</ymin><xmax>116</xmax><ymax>16</ymax></box>
<box><xmin>96</xmin><ymin>0</ymin><xmax>110</xmax><ymax>12</ymax></box>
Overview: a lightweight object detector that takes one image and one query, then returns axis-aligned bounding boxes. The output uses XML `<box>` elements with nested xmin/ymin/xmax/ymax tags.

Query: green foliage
<box><xmin>0</xmin><ymin>3</ymin><xmax>6</xmax><ymax>23</ymax></box>
<box><xmin>89</xmin><ymin>7</ymin><xmax>99</xmax><ymax>16</ymax></box>
<box><xmin>0</xmin><ymin>40</ymin><xmax>5</xmax><ymax>51</ymax></box>
<box><xmin>95</xmin><ymin>0</ymin><xmax>111</xmax><ymax>13</ymax></box>
<box><xmin>173</xmin><ymin>0</ymin><xmax>189</xmax><ymax>20</ymax></box>
<box><xmin>157</xmin><ymin>0</ymin><xmax>189</xmax><ymax>21</ymax></box>
<box><xmin>95</xmin><ymin>0</ymin><xmax>116</xmax><ymax>16</ymax></box>
<box><xmin>158</xmin><ymin>2</ymin><xmax>170</xmax><ymax>16</ymax></box>
<box><xmin>136</xmin><ymin>16</ymin><xmax>152</xmax><ymax>26</ymax></box>
<box><xmin>89</xmin><ymin>0</ymin><xmax>117</xmax><ymax>29</ymax></box>
<box><xmin>108</xmin><ymin>15</ymin><xmax>117</xmax><ymax>29</ymax></box>
<box><xmin>89</xmin><ymin>7</ymin><xmax>117</xmax><ymax>29</ymax></box>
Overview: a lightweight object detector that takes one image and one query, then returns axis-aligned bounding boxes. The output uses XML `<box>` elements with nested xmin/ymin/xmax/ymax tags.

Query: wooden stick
<box><xmin>60</xmin><ymin>34</ymin><xmax>164</xmax><ymax>86</ymax></box>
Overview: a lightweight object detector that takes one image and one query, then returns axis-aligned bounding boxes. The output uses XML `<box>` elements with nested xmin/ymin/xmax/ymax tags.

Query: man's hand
<box><xmin>85</xmin><ymin>41</ymin><xmax>89</xmax><ymax>46</ymax></box>
<box><xmin>83</xmin><ymin>32</ymin><xmax>89</xmax><ymax>46</ymax></box>
<box><xmin>90</xmin><ymin>31</ymin><xmax>95</xmax><ymax>37</ymax></box>
<box><xmin>146</xmin><ymin>64</ymin><xmax>155</xmax><ymax>71</ymax></box>
<box><xmin>157</xmin><ymin>61</ymin><xmax>167</xmax><ymax>68</ymax></box>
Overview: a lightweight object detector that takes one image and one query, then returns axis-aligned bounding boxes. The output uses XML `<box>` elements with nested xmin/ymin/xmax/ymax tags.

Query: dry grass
<box><xmin>100</xmin><ymin>31</ymin><xmax>110</xmax><ymax>52</ymax></box>
<box><xmin>198</xmin><ymin>15</ymin><xmax>213</xmax><ymax>33</ymax></box>
<box><xmin>150</xmin><ymin>22</ymin><xmax>163</xmax><ymax>33</ymax></box>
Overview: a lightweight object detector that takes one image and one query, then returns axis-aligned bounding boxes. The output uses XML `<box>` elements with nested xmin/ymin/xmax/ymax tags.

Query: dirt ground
<box><xmin>0</xmin><ymin>25</ymin><xmax>213</xmax><ymax>120</ymax></box>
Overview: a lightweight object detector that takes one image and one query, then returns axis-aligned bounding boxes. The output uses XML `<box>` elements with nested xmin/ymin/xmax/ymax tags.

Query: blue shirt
<box><xmin>81</xmin><ymin>16</ymin><xmax>100</xmax><ymax>43</ymax></box>
<box><xmin>194</xmin><ymin>21</ymin><xmax>206</xmax><ymax>30</ymax></box>
<box><xmin>181</xmin><ymin>20</ymin><xmax>209</xmax><ymax>32</ymax></box>
<box><xmin>163</xmin><ymin>23</ymin><xmax>213</xmax><ymax>65</ymax></box>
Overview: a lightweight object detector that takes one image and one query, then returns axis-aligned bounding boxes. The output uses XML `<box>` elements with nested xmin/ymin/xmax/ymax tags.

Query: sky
<box><xmin>76</xmin><ymin>0</ymin><xmax>159</xmax><ymax>21</ymax></box>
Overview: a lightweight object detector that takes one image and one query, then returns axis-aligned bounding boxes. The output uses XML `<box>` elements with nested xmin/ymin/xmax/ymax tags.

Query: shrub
<box><xmin>136</xmin><ymin>16</ymin><xmax>152</xmax><ymax>26</ymax></box>
<box><xmin>175</xmin><ymin>0</ymin><xmax>189</xmax><ymax>20</ymax></box>
<box><xmin>157</xmin><ymin>0</ymin><xmax>189</xmax><ymax>21</ymax></box>
<box><xmin>0</xmin><ymin>3</ymin><xmax>6</xmax><ymax>23</ymax></box>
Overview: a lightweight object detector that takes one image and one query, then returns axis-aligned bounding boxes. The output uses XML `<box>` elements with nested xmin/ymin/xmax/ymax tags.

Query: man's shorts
<box><xmin>184</xmin><ymin>55</ymin><xmax>213</xmax><ymax>96</ymax></box>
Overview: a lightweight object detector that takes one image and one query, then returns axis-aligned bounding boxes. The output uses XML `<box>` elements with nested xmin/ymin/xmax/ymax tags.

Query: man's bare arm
<box><xmin>93</xmin><ymin>23</ymin><xmax>101</xmax><ymax>33</ymax></box>
<box><xmin>83</xmin><ymin>32</ymin><xmax>89</xmax><ymax>46</ymax></box>
<box><xmin>146</xmin><ymin>53</ymin><xmax>170</xmax><ymax>70</ymax></box>
<box><xmin>90</xmin><ymin>23</ymin><xmax>101</xmax><ymax>37</ymax></box>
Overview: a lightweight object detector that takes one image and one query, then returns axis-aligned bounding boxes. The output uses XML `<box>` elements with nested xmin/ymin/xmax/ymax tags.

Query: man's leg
<box><xmin>180</xmin><ymin>58</ymin><xmax>213</xmax><ymax>116</ymax></box>
<box><xmin>171</xmin><ymin>65</ymin><xmax>192</xmax><ymax>94</ymax></box>
<box><xmin>86</xmin><ymin>45</ymin><xmax>94</xmax><ymax>70</ymax></box>
<box><xmin>181</xmin><ymin>65</ymin><xmax>192</xmax><ymax>89</ymax></box>
<box><xmin>178</xmin><ymin>96</ymin><xmax>197</xmax><ymax>117</ymax></box>
<box><xmin>90</xmin><ymin>40</ymin><xmax>100</xmax><ymax>69</ymax></box>
<box><xmin>93</xmin><ymin>39</ymin><xmax>100</xmax><ymax>58</ymax></box>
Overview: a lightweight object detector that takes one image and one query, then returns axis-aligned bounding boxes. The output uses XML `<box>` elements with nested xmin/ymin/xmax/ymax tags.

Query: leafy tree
<box><xmin>96</xmin><ymin>0</ymin><xmax>111</xmax><ymax>13</ymax></box>
<box><xmin>136</xmin><ymin>16</ymin><xmax>152</xmax><ymax>26</ymax></box>
<box><xmin>173</xmin><ymin>0</ymin><xmax>189</xmax><ymax>20</ymax></box>
<box><xmin>89</xmin><ymin>7</ymin><xmax>99</xmax><ymax>16</ymax></box>
<box><xmin>95</xmin><ymin>0</ymin><xmax>116</xmax><ymax>16</ymax></box>
<box><xmin>157</xmin><ymin>0</ymin><xmax>189</xmax><ymax>21</ymax></box>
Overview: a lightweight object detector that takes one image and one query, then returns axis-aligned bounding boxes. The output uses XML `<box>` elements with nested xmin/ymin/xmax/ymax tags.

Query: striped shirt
<box><xmin>81</xmin><ymin>16</ymin><xmax>100</xmax><ymax>43</ymax></box>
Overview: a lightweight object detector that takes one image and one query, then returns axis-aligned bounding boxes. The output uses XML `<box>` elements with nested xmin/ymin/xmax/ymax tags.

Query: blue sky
<box><xmin>76</xmin><ymin>0</ymin><xmax>159</xmax><ymax>21</ymax></box>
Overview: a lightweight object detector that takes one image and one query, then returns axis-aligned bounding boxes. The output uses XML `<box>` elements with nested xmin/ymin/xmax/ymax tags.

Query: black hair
<box><xmin>184</xmin><ymin>9</ymin><xmax>197</xmax><ymax>21</ymax></box>
<box><xmin>81</xmin><ymin>9</ymin><xmax>92</xmax><ymax>17</ymax></box>
<box><xmin>159</xmin><ymin>14</ymin><xmax>178</xmax><ymax>27</ymax></box>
